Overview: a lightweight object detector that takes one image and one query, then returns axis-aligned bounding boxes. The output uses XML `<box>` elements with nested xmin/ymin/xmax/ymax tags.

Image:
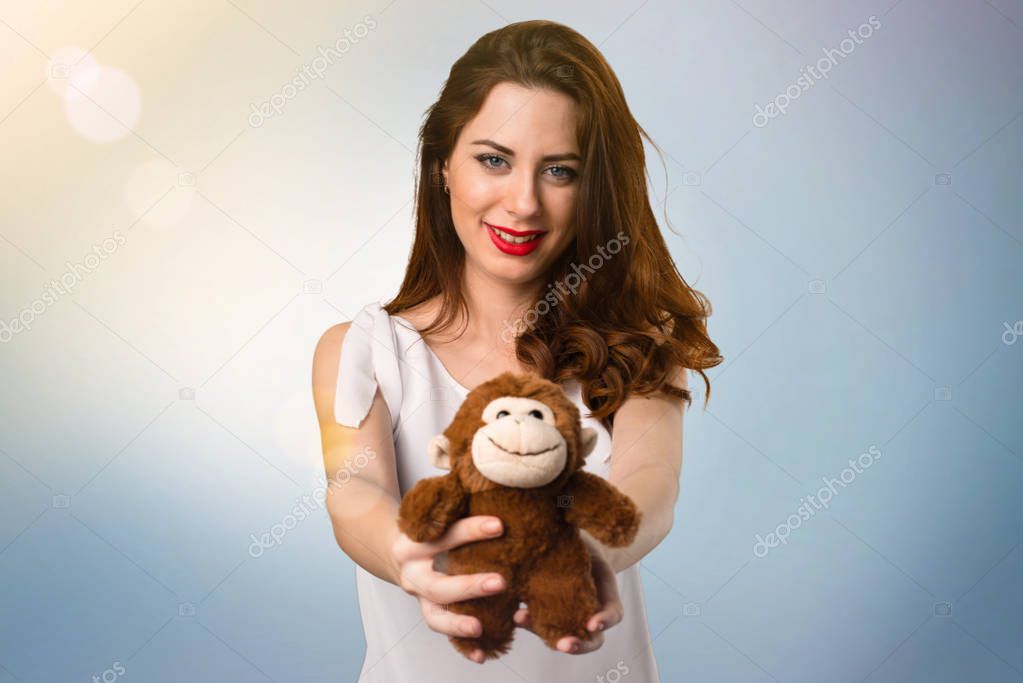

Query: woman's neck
<box><xmin>459</xmin><ymin>264</ymin><xmax>543</xmax><ymax>346</ymax></box>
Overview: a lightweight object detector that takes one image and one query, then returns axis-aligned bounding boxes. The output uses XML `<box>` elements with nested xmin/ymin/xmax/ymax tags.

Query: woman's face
<box><xmin>442</xmin><ymin>82</ymin><xmax>581</xmax><ymax>285</ymax></box>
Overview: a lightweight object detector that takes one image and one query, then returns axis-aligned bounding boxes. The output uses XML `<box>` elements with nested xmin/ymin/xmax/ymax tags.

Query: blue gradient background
<box><xmin>1</xmin><ymin>1</ymin><xmax>1022</xmax><ymax>681</ymax></box>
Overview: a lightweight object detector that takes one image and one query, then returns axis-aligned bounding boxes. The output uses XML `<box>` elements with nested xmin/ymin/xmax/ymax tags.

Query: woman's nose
<box><xmin>504</xmin><ymin>170</ymin><xmax>541</xmax><ymax>218</ymax></box>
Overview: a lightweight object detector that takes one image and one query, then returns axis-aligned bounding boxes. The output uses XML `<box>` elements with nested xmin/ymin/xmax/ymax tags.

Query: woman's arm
<box><xmin>312</xmin><ymin>322</ymin><xmax>403</xmax><ymax>585</ymax></box>
<box><xmin>585</xmin><ymin>364</ymin><xmax>688</xmax><ymax>573</ymax></box>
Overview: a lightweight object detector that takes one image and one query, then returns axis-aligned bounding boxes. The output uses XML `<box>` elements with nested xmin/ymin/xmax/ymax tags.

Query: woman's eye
<box><xmin>496</xmin><ymin>410</ymin><xmax>510</xmax><ymax>418</ymax></box>
<box><xmin>546</xmin><ymin>165</ymin><xmax>577</xmax><ymax>180</ymax></box>
<box><xmin>529</xmin><ymin>409</ymin><xmax>544</xmax><ymax>419</ymax></box>
<box><xmin>476</xmin><ymin>154</ymin><xmax>507</xmax><ymax>169</ymax></box>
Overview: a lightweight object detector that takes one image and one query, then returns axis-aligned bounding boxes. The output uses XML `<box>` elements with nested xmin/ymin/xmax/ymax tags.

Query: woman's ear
<box><xmin>429</xmin><ymin>433</ymin><xmax>451</xmax><ymax>470</ymax></box>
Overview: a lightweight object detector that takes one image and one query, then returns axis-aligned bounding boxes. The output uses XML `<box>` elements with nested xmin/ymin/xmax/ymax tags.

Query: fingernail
<box><xmin>571</xmin><ymin>642</ymin><xmax>580</xmax><ymax>653</ymax></box>
<box><xmin>484</xmin><ymin>577</ymin><xmax>504</xmax><ymax>591</ymax></box>
<box><xmin>483</xmin><ymin>519</ymin><xmax>501</xmax><ymax>533</ymax></box>
<box><xmin>595</xmin><ymin>621</ymin><xmax>605</xmax><ymax>631</ymax></box>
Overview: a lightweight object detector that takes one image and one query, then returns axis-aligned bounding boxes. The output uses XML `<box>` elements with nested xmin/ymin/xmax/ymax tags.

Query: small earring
<box><xmin>443</xmin><ymin>184</ymin><xmax>450</xmax><ymax>195</ymax></box>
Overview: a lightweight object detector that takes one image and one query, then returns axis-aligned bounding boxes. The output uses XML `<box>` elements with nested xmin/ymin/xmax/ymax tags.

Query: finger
<box><xmin>416</xmin><ymin>566</ymin><xmax>507</xmax><ymax>604</ymax></box>
<box><xmin>513</xmin><ymin>607</ymin><xmax>533</xmax><ymax>631</ymax></box>
<box><xmin>424</xmin><ymin>515</ymin><xmax>504</xmax><ymax>555</ymax></box>
<box><xmin>585</xmin><ymin>598</ymin><xmax>623</xmax><ymax>633</ymax></box>
<box><xmin>587</xmin><ymin>558</ymin><xmax>624</xmax><ymax>631</ymax></box>
<box><xmin>419</xmin><ymin>597</ymin><xmax>487</xmax><ymax>664</ymax></box>
<box><xmin>515</xmin><ymin>605</ymin><xmax>607</xmax><ymax>649</ymax></box>
<box><xmin>557</xmin><ymin>631</ymin><xmax>604</xmax><ymax>654</ymax></box>
<box><xmin>515</xmin><ymin>606</ymin><xmax>606</xmax><ymax>654</ymax></box>
<box><xmin>419</xmin><ymin>596</ymin><xmax>483</xmax><ymax>638</ymax></box>
<box><xmin>398</xmin><ymin>554</ymin><xmax>506</xmax><ymax>604</ymax></box>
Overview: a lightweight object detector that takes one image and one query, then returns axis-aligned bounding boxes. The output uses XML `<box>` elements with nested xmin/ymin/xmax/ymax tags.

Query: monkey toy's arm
<box><xmin>561</xmin><ymin>471</ymin><xmax>642</xmax><ymax>547</ymax></box>
<box><xmin>397</xmin><ymin>474</ymin><xmax>468</xmax><ymax>543</ymax></box>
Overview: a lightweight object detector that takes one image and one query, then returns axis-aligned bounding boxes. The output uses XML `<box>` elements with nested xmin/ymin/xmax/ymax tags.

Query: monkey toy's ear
<box><xmin>428</xmin><ymin>434</ymin><xmax>452</xmax><ymax>470</ymax></box>
<box><xmin>580</xmin><ymin>427</ymin><xmax>598</xmax><ymax>459</ymax></box>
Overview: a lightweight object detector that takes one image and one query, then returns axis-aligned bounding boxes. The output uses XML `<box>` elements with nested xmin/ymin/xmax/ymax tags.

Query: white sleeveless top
<box><xmin>335</xmin><ymin>300</ymin><xmax>661</xmax><ymax>682</ymax></box>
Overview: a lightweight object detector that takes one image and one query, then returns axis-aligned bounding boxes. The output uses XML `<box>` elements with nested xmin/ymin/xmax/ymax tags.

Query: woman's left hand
<box><xmin>512</xmin><ymin>535</ymin><xmax>623</xmax><ymax>654</ymax></box>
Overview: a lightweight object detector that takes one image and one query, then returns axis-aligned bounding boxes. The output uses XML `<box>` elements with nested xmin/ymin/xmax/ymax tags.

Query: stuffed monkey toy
<box><xmin>396</xmin><ymin>372</ymin><xmax>641</xmax><ymax>661</ymax></box>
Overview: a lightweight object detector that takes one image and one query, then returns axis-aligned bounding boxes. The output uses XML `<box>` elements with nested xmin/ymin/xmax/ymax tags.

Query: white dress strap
<box><xmin>335</xmin><ymin>300</ymin><xmax>404</xmax><ymax>433</ymax></box>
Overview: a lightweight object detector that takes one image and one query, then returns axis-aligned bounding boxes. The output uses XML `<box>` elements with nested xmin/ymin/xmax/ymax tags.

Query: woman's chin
<box><xmin>479</xmin><ymin>257</ymin><xmax>544</xmax><ymax>283</ymax></box>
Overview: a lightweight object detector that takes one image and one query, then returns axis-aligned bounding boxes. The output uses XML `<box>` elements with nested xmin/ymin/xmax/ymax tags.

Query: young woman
<box><xmin>312</xmin><ymin>19</ymin><xmax>720</xmax><ymax>682</ymax></box>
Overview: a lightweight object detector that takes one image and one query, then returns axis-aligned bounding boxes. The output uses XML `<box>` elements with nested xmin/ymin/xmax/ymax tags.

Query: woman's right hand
<box><xmin>390</xmin><ymin>515</ymin><xmax>507</xmax><ymax>664</ymax></box>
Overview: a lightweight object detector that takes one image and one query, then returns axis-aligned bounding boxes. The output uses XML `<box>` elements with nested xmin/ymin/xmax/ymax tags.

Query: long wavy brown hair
<box><xmin>385</xmin><ymin>19</ymin><xmax>722</xmax><ymax>433</ymax></box>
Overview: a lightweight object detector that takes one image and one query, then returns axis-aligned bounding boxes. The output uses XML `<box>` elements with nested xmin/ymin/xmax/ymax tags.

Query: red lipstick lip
<box><xmin>484</xmin><ymin>222</ymin><xmax>546</xmax><ymax>237</ymax></box>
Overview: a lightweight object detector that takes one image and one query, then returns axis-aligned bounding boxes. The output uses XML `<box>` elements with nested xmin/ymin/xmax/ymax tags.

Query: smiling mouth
<box><xmin>485</xmin><ymin>222</ymin><xmax>546</xmax><ymax>244</ymax></box>
<box><xmin>486</xmin><ymin>435</ymin><xmax>556</xmax><ymax>457</ymax></box>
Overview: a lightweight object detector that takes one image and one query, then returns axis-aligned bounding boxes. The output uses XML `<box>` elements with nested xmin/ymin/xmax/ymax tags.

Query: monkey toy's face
<box><xmin>428</xmin><ymin>373</ymin><xmax>598</xmax><ymax>490</ymax></box>
<box><xmin>471</xmin><ymin>395</ymin><xmax>569</xmax><ymax>488</ymax></box>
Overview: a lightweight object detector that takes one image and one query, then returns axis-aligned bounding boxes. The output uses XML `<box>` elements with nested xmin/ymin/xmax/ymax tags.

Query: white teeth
<box><xmin>490</xmin><ymin>226</ymin><xmax>541</xmax><ymax>244</ymax></box>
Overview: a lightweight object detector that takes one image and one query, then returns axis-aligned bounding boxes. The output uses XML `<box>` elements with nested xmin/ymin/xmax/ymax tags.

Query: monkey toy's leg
<box><xmin>442</xmin><ymin>557</ymin><xmax>520</xmax><ymax>661</ymax></box>
<box><xmin>521</xmin><ymin>535</ymin><xmax>601</xmax><ymax>650</ymax></box>
<box><xmin>445</xmin><ymin>589</ymin><xmax>520</xmax><ymax>660</ymax></box>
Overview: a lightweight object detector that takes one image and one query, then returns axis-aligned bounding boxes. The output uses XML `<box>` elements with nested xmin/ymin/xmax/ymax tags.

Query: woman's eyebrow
<box><xmin>470</xmin><ymin>139</ymin><xmax>582</xmax><ymax>163</ymax></box>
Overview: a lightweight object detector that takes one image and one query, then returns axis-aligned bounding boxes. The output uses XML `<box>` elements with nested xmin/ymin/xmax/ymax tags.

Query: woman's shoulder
<box><xmin>311</xmin><ymin>300</ymin><xmax>388</xmax><ymax>427</ymax></box>
<box><xmin>387</xmin><ymin>296</ymin><xmax>451</xmax><ymax>338</ymax></box>
<box><xmin>316</xmin><ymin>298</ymin><xmax>396</xmax><ymax>345</ymax></box>
<box><xmin>312</xmin><ymin>300</ymin><xmax>407</xmax><ymax>431</ymax></box>
<box><xmin>312</xmin><ymin>322</ymin><xmax>355</xmax><ymax>426</ymax></box>
<box><xmin>317</xmin><ymin>320</ymin><xmax>353</xmax><ymax>347</ymax></box>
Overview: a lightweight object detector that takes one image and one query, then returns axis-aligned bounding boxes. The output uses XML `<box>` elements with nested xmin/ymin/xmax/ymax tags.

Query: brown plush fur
<box><xmin>397</xmin><ymin>372</ymin><xmax>641</xmax><ymax>660</ymax></box>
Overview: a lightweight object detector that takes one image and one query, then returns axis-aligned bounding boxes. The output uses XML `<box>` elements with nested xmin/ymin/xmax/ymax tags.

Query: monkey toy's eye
<box><xmin>496</xmin><ymin>410</ymin><xmax>510</xmax><ymax>419</ymax></box>
<box><xmin>529</xmin><ymin>410</ymin><xmax>543</xmax><ymax>419</ymax></box>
